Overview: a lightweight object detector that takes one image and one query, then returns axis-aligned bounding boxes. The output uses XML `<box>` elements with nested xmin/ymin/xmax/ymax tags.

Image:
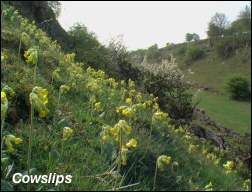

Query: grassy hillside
<box><xmin>196</xmin><ymin>91</ymin><xmax>251</xmax><ymax>135</ymax></box>
<box><xmin>1</xmin><ymin>3</ymin><xmax>251</xmax><ymax>191</ymax></box>
<box><xmin>129</xmin><ymin>36</ymin><xmax>251</xmax><ymax>135</ymax></box>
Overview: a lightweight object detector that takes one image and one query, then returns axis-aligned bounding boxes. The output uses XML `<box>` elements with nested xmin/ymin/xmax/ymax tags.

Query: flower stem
<box><xmin>118</xmin><ymin>128</ymin><xmax>122</xmax><ymax>174</ymax></box>
<box><xmin>153</xmin><ymin>160</ymin><xmax>158</xmax><ymax>191</ymax></box>
<box><xmin>27</xmin><ymin>103</ymin><xmax>34</xmax><ymax>191</ymax></box>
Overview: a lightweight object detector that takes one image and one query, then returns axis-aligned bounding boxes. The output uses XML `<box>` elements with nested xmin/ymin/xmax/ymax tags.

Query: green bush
<box><xmin>184</xmin><ymin>46</ymin><xmax>204</xmax><ymax>65</ymax></box>
<box><xmin>224</xmin><ymin>75</ymin><xmax>250</xmax><ymax>100</ymax></box>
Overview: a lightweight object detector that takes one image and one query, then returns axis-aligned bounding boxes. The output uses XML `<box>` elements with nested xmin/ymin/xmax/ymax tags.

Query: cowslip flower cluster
<box><xmin>29</xmin><ymin>87</ymin><xmax>50</xmax><ymax>118</ymax></box>
<box><xmin>188</xmin><ymin>144</ymin><xmax>199</xmax><ymax>154</ymax></box>
<box><xmin>125</xmin><ymin>98</ymin><xmax>132</xmax><ymax>105</ymax></box>
<box><xmin>157</xmin><ymin>155</ymin><xmax>172</xmax><ymax>171</ymax></box>
<box><xmin>94</xmin><ymin>102</ymin><xmax>103</xmax><ymax>112</ymax></box>
<box><xmin>152</xmin><ymin>111</ymin><xmax>169</xmax><ymax>125</ymax></box>
<box><xmin>4</xmin><ymin>134</ymin><xmax>22</xmax><ymax>153</ymax></box>
<box><xmin>102</xmin><ymin>120</ymin><xmax>137</xmax><ymax>166</ymax></box>
<box><xmin>204</xmin><ymin>182</ymin><xmax>214</xmax><ymax>191</ymax></box>
<box><xmin>243</xmin><ymin>179</ymin><xmax>251</xmax><ymax>191</ymax></box>
<box><xmin>110</xmin><ymin>120</ymin><xmax>132</xmax><ymax>136</ymax></box>
<box><xmin>23</xmin><ymin>47</ymin><xmax>38</xmax><ymax>64</ymax></box>
<box><xmin>223</xmin><ymin>161</ymin><xmax>234</xmax><ymax>175</ymax></box>
<box><xmin>1</xmin><ymin>92</ymin><xmax>8</xmax><ymax>121</ymax></box>
<box><xmin>62</xmin><ymin>127</ymin><xmax>74</xmax><ymax>141</ymax></box>
<box><xmin>174</xmin><ymin>126</ymin><xmax>185</xmax><ymax>133</ymax></box>
<box><xmin>121</xmin><ymin>139</ymin><xmax>138</xmax><ymax>166</ymax></box>
<box><xmin>60</xmin><ymin>85</ymin><xmax>70</xmax><ymax>94</ymax></box>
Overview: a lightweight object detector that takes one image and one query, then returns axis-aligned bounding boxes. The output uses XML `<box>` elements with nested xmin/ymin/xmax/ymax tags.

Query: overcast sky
<box><xmin>58</xmin><ymin>1</ymin><xmax>250</xmax><ymax>51</ymax></box>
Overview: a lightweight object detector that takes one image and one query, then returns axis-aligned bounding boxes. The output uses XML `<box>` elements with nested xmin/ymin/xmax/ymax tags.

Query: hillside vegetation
<box><xmin>1</xmin><ymin>2</ymin><xmax>251</xmax><ymax>191</ymax></box>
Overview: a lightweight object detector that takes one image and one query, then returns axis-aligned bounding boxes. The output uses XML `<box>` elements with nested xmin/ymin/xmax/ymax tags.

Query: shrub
<box><xmin>184</xmin><ymin>46</ymin><xmax>204</xmax><ymax>65</ymax></box>
<box><xmin>224</xmin><ymin>75</ymin><xmax>250</xmax><ymax>100</ymax></box>
<box><xmin>137</xmin><ymin>55</ymin><xmax>198</xmax><ymax>119</ymax></box>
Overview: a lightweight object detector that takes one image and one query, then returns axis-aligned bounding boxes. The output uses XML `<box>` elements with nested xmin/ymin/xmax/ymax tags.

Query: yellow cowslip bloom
<box><xmin>152</xmin><ymin>103</ymin><xmax>160</xmax><ymax>111</ymax></box>
<box><xmin>1</xmin><ymin>91</ymin><xmax>6</xmax><ymax>102</ymax></box>
<box><xmin>126</xmin><ymin>139</ymin><xmax>137</xmax><ymax>148</ymax></box>
<box><xmin>122</xmin><ymin>108</ymin><xmax>133</xmax><ymax>118</ymax></box>
<box><xmin>202</xmin><ymin>149</ymin><xmax>209</xmax><ymax>155</ymax></box>
<box><xmin>157</xmin><ymin>155</ymin><xmax>172</xmax><ymax>171</ymax></box>
<box><xmin>225</xmin><ymin>170</ymin><xmax>232</xmax><ymax>175</ymax></box>
<box><xmin>60</xmin><ymin>85</ymin><xmax>70</xmax><ymax>94</ymax></box>
<box><xmin>205</xmin><ymin>182</ymin><xmax>213</xmax><ymax>189</ymax></box>
<box><xmin>1</xmin><ymin>157</ymin><xmax>9</xmax><ymax>163</ymax></box>
<box><xmin>6</xmin><ymin>135</ymin><xmax>14</xmax><ymax>141</ymax></box>
<box><xmin>116</xmin><ymin>105</ymin><xmax>127</xmax><ymax>113</ymax></box>
<box><xmin>223</xmin><ymin>161</ymin><xmax>234</xmax><ymax>170</ymax></box>
<box><xmin>63</xmin><ymin>127</ymin><xmax>73</xmax><ymax>141</ymax></box>
<box><xmin>23</xmin><ymin>48</ymin><xmax>38</xmax><ymax>64</ymax></box>
<box><xmin>129</xmin><ymin>89</ymin><xmax>136</xmax><ymax>97</ymax></box>
<box><xmin>121</xmin><ymin>147</ymin><xmax>129</xmax><ymax>166</ymax></box>
<box><xmin>183</xmin><ymin>135</ymin><xmax>191</xmax><ymax>140</ymax></box>
<box><xmin>14</xmin><ymin>138</ymin><xmax>23</xmax><ymax>144</ymax></box>
<box><xmin>126</xmin><ymin>98</ymin><xmax>132</xmax><ymax>105</ymax></box>
<box><xmin>102</xmin><ymin>135</ymin><xmax>110</xmax><ymax>140</ymax></box>
<box><xmin>94</xmin><ymin>102</ymin><xmax>103</xmax><ymax>112</ymax></box>
<box><xmin>120</xmin><ymin>80</ymin><xmax>125</xmax><ymax>85</ymax></box>
<box><xmin>110</xmin><ymin>127</ymin><xmax>119</xmax><ymax>136</ymax></box>
<box><xmin>1</xmin><ymin>53</ymin><xmax>5</xmax><ymax>61</ymax></box>
<box><xmin>153</xmin><ymin>111</ymin><xmax>168</xmax><ymax>121</ymax></box>
<box><xmin>175</xmin><ymin>126</ymin><xmax>185</xmax><ymax>133</ymax></box>
<box><xmin>128</xmin><ymin>79</ymin><xmax>135</xmax><ymax>89</ymax></box>
<box><xmin>33</xmin><ymin>87</ymin><xmax>48</xmax><ymax>104</ymax></box>
<box><xmin>243</xmin><ymin>179</ymin><xmax>251</xmax><ymax>191</ymax></box>
<box><xmin>214</xmin><ymin>158</ymin><xmax>221</xmax><ymax>165</ymax></box>
<box><xmin>188</xmin><ymin>144</ymin><xmax>198</xmax><ymax>154</ymax></box>
<box><xmin>1</xmin><ymin>92</ymin><xmax>8</xmax><ymax>121</ymax></box>
<box><xmin>115</xmin><ymin>137</ymin><xmax>120</xmax><ymax>142</ymax></box>
<box><xmin>71</xmin><ymin>83</ymin><xmax>77</xmax><ymax>89</ymax></box>
<box><xmin>29</xmin><ymin>92</ymin><xmax>50</xmax><ymax>118</ymax></box>
<box><xmin>7</xmin><ymin>148</ymin><xmax>15</xmax><ymax>153</ymax></box>
<box><xmin>113</xmin><ymin>120</ymin><xmax>132</xmax><ymax>135</ymax></box>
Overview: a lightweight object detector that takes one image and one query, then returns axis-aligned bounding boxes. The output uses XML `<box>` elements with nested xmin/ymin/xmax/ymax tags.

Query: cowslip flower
<box><xmin>122</xmin><ymin>107</ymin><xmax>133</xmax><ymax>118</ymax></box>
<box><xmin>60</xmin><ymin>85</ymin><xmax>70</xmax><ymax>94</ymax></box>
<box><xmin>188</xmin><ymin>144</ymin><xmax>199</xmax><ymax>154</ymax></box>
<box><xmin>205</xmin><ymin>182</ymin><xmax>213</xmax><ymax>189</ymax></box>
<box><xmin>125</xmin><ymin>139</ymin><xmax>137</xmax><ymax>148</ymax></box>
<box><xmin>223</xmin><ymin>161</ymin><xmax>234</xmax><ymax>170</ymax></box>
<box><xmin>126</xmin><ymin>98</ymin><xmax>132</xmax><ymax>105</ymax></box>
<box><xmin>157</xmin><ymin>155</ymin><xmax>172</xmax><ymax>171</ymax></box>
<box><xmin>121</xmin><ymin>147</ymin><xmax>129</xmax><ymax>166</ymax></box>
<box><xmin>94</xmin><ymin>102</ymin><xmax>103</xmax><ymax>112</ymax></box>
<box><xmin>4</xmin><ymin>135</ymin><xmax>22</xmax><ymax>153</ymax></box>
<box><xmin>214</xmin><ymin>158</ymin><xmax>221</xmax><ymax>165</ymax></box>
<box><xmin>23</xmin><ymin>47</ymin><xmax>38</xmax><ymax>64</ymax></box>
<box><xmin>62</xmin><ymin>127</ymin><xmax>73</xmax><ymax>141</ymax></box>
<box><xmin>1</xmin><ymin>91</ymin><xmax>8</xmax><ymax>121</ymax></box>
<box><xmin>110</xmin><ymin>120</ymin><xmax>132</xmax><ymax>136</ymax></box>
<box><xmin>29</xmin><ymin>87</ymin><xmax>50</xmax><ymax>118</ymax></box>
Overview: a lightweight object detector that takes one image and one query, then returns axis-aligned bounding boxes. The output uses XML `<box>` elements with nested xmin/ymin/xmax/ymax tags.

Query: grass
<box><xmin>182</xmin><ymin>51</ymin><xmax>251</xmax><ymax>93</ymax></box>
<box><xmin>196</xmin><ymin>91</ymin><xmax>251</xmax><ymax>135</ymax></box>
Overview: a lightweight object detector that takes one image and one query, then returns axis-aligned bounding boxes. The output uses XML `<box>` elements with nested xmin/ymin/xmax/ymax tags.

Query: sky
<box><xmin>58</xmin><ymin>1</ymin><xmax>251</xmax><ymax>51</ymax></box>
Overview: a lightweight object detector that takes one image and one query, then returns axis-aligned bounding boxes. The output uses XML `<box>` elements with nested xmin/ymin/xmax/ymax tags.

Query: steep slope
<box><xmin>1</xmin><ymin>3</ymin><xmax>251</xmax><ymax>191</ymax></box>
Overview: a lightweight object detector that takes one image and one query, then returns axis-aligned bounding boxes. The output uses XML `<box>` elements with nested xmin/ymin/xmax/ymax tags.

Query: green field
<box><xmin>182</xmin><ymin>51</ymin><xmax>251</xmax><ymax>94</ymax></box>
<box><xmin>196</xmin><ymin>91</ymin><xmax>251</xmax><ymax>135</ymax></box>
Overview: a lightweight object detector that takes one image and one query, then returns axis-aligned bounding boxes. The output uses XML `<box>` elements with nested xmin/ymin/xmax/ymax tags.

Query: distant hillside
<box><xmin>129</xmin><ymin>38</ymin><xmax>251</xmax><ymax>94</ymax></box>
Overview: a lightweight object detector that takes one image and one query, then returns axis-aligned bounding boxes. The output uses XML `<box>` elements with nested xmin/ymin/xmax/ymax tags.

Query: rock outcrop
<box><xmin>4</xmin><ymin>1</ymin><xmax>73</xmax><ymax>52</ymax></box>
